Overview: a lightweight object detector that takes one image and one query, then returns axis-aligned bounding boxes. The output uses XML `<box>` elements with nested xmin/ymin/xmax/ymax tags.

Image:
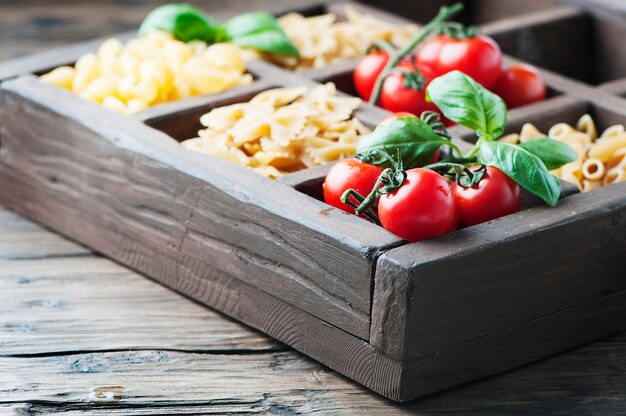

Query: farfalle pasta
<box><xmin>499</xmin><ymin>114</ymin><xmax>626</xmax><ymax>191</ymax></box>
<box><xmin>268</xmin><ymin>7</ymin><xmax>417</xmax><ymax>70</ymax></box>
<box><xmin>41</xmin><ymin>31</ymin><xmax>252</xmax><ymax>114</ymax></box>
<box><xmin>181</xmin><ymin>83</ymin><xmax>369</xmax><ymax>178</ymax></box>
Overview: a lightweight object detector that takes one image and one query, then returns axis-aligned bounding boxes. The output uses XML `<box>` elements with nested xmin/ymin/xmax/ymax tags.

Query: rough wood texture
<box><xmin>3</xmin><ymin>207</ymin><xmax>626</xmax><ymax>414</ymax></box>
<box><xmin>0</xmin><ymin>75</ymin><xmax>405</xmax><ymax>341</ymax></box>
<box><xmin>372</xmin><ymin>181</ymin><xmax>626</xmax><ymax>362</ymax></box>
<box><xmin>4</xmin><ymin>0</ymin><xmax>626</xmax><ymax>405</ymax></box>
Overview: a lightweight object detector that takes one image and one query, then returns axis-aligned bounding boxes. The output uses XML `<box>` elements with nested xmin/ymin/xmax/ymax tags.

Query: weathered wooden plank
<box><xmin>0</xmin><ymin>256</ymin><xmax>280</xmax><ymax>355</ymax></box>
<box><xmin>3</xmin><ymin>294</ymin><xmax>626</xmax><ymax>412</ymax></box>
<box><xmin>372</xmin><ymin>181</ymin><xmax>626</xmax><ymax>362</ymax></box>
<box><xmin>0</xmin><ymin>209</ymin><xmax>89</xmax><ymax>260</ymax></box>
<box><xmin>0</xmin><ymin>75</ymin><xmax>405</xmax><ymax>340</ymax></box>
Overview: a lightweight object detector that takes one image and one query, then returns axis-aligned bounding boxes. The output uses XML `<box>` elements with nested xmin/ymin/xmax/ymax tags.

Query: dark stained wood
<box><xmin>0</xmin><ymin>75</ymin><xmax>404</xmax><ymax>340</ymax></box>
<box><xmin>485</xmin><ymin>5</ymin><xmax>626</xmax><ymax>85</ymax></box>
<box><xmin>4</xmin><ymin>0</ymin><xmax>626</xmax><ymax>404</ymax></box>
<box><xmin>372</xmin><ymin>181</ymin><xmax>626</xmax><ymax>362</ymax></box>
<box><xmin>3</xmin><ymin>207</ymin><xmax>626</xmax><ymax>413</ymax></box>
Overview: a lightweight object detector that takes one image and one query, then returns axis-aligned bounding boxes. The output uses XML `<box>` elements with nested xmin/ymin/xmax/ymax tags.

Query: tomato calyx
<box><xmin>436</xmin><ymin>22</ymin><xmax>480</xmax><ymax>40</ymax></box>
<box><xmin>424</xmin><ymin>161</ymin><xmax>486</xmax><ymax>188</ymax></box>
<box><xmin>393</xmin><ymin>67</ymin><xmax>427</xmax><ymax>92</ymax></box>
<box><xmin>340</xmin><ymin>158</ymin><xmax>408</xmax><ymax>226</ymax></box>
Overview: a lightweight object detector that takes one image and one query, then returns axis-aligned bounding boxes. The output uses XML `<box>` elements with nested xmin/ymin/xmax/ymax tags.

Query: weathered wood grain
<box><xmin>0</xmin><ymin>75</ymin><xmax>408</xmax><ymax>340</ymax></box>
<box><xmin>372</xmin><ymin>181</ymin><xmax>626</xmax><ymax>362</ymax></box>
<box><xmin>0</xmin><ymin>255</ymin><xmax>281</xmax><ymax>356</ymax></box>
<box><xmin>3</xmin><ymin>207</ymin><xmax>626</xmax><ymax>412</ymax></box>
<box><xmin>0</xmin><ymin>209</ymin><xmax>89</xmax><ymax>260</ymax></box>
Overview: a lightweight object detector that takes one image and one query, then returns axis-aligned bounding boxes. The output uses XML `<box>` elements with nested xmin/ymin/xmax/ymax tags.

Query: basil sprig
<box><xmin>356</xmin><ymin>116</ymin><xmax>449</xmax><ymax>169</ymax></box>
<box><xmin>139</xmin><ymin>4</ymin><xmax>299</xmax><ymax>57</ymax></box>
<box><xmin>139</xmin><ymin>3</ymin><xmax>222</xmax><ymax>43</ymax></box>
<box><xmin>479</xmin><ymin>141</ymin><xmax>561</xmax><ymax>206</ymax></box>
<box><xmin>224</xmin><ymin>12</ymin><xmax>300</xmax><ymax>58</ymax></box>
<box><xmin>518</xmin><ymin>137</ymin><xmax>578</xmax><ymax>170</ymax></box>
<box><xmin>426</xmin><ymin>71</ymin><xmax>577</xmax><ymax>206</ymax></box>
<box><xmin>426</xmin><ymin>70</ymin><xmax>507</xmax><ymax>138</ymax></box>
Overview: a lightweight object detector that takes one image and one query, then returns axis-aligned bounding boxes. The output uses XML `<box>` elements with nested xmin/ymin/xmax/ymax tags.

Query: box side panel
<box><xmin>0</xmin><ymin>77</ymin><xmax>404</xmax><ymax>340</ymax></box>
<box><xmin>373</xmin><ymin>183</ymin><xmax>626</xmax><ymax>360</ymax></box>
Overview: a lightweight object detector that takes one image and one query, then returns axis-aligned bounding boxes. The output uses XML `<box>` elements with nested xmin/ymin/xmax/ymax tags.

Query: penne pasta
<box><xmin>510</xmin><ymin>114</ymin><xmax>626</xmax><ymax>192</ymax></box>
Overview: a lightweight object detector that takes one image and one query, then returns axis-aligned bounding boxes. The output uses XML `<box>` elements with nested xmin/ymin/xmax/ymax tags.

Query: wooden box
<box><xmin>1</xmin><ymin>0</ymin><xmax>625</xmax><ymax>402</ymax></box>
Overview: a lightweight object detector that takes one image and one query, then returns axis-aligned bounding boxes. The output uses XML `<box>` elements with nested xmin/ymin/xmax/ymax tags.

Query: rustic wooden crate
<box><xmin>483</xmin><ymin>3</ymin><xmax>626</xmax><ymax>85</ymax></box>
<box><xmin>1</xmin><ymin>0</ymin><xmax>626</xmax><ymax>403</ymax></box>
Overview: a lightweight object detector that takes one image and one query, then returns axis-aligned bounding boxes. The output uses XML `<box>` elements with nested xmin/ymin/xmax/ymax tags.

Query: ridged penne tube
<box><xmin>560</xmin><ymin>132</ymin><xmax>592</xmax><ymax>147</ymax></box>
<box><xmin>548</xmin><ymin>123</ymin><xmax>576</xmax><ymax>141</ymax></box>
<box><xmin>582</xmin><ymin>179</ymin><xmax>603</xmax><ymax>192</ymax></box>
<box><xmin>607</xmin><ymin>147</ymin><xmax>626</xmax><ymax>169</ymax></box>
<box><xmin>519</xmin><ymin>123</ymin><xmax>544</xmax><ymax>142</ymax></box>
<box><xmin>561</xmin><ymin>159</ymin><xmax>583</xmax><ymax>181</ymax></box>
<box><xmin>576</xmin><ymin>114</ymin><xmax>597</xmax><ymax>141</ymax></box>
<box><xmin>581</xmin><ymin>158</ymin><xmax>605</xmax><ymax>180</ymax></box>
<box><xmin>600</xmin><ymin>124</ymin><xmax>625</xmax><ymax>139</ymax></box>
<box><xmin>604</xmin><ymin>167</ymin><xmax>626</xmax><ymax>185</ymax></box>
<box><xmin>588</xmin><ymin>134</ymin><xmax>626</xmax><ymax>163</ymax></box>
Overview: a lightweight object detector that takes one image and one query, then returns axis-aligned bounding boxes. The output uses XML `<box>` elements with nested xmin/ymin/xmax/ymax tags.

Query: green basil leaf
<box><xmin>224</xmin><ymin>11</ymin><xmax>283</xmax><ymax>38</ymax></box>
<box><xmin>518</xmin><ymin>137</ymin><xmax>578</xmax><ymax>170</ymax></box>
<box><xmin>356</xmin><ymin>116</ymin><xmax>447</xmax><ymax>169</ymax></box>
<box><xmin>230</xmin><ymin>30</ymin><xmax>300</xmax><ymax>57</ymax></box>
<box><xmin>479</xmin><ymin>140</ymin><xmax>561</xmax><ymax>206</ymax></box>
<box><xmin>224</xmin><ymin>11</ymin><xmax>299</xmax><ymax>57</ymax></box>
<box><xmin>426</xmin><ymin>70</ymin><xmax>507</xmax><ymax>138</ymax></box>
<box><xmin>139</xmin><ymin>3</ymin><xmax>220</xmax><ymax>42</ymax></box>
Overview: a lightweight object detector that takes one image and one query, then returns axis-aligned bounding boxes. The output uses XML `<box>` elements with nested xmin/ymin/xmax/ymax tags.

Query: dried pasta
<box><xmin>266</xmin><ymin>6</ymin><xmax>417</xmax><ymax>70</ymax></box>
<box><xmin>181</xmin><ymin>83</ymin><xmax>369</xmax><ymax>179</ymax></box>
<box><xmin>40</xmin><ymin>31</ymin><xmax>252</xmax><ymax>114</ymax></box>
<box><xmin>500</xmin><ymin>114</ymin><xmax>626</xmax><ymax>191</ymax></box>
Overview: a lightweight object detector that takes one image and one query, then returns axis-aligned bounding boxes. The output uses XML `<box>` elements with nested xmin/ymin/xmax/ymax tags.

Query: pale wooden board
<box><xmin>0</xmin><ymin>258</ymin><xmax>281</xmax><ymax>355</ymax></box>
<box><xmin>0</xmin><ymin>209</ymin><xmax>90</xmax><ymax>260</ymax></box>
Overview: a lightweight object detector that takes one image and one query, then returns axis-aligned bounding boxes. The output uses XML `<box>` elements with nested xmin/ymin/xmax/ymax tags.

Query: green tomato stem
<box><xmin>368</xmin><ymin>2</ymin><xmax>464</xmax><ymax>106</ymax></box>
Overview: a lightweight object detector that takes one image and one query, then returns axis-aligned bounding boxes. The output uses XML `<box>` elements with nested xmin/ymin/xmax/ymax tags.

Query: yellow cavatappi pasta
<box><xmin>265</xmin><ymin>6</ymin><xmax>417</xmax><ymax>70</ymax></box>
<box><xmin>181</xmin><ymin>83</ymin><xmax>370</xmax><ymax>179</ymax></box>
<box><xmin>41</xmin><ymin>31</ymin><xmax>252</xmax><ymax>114</ymax></box>
<box><xmin>500</xmin><ymin>114</ymin><xmax>626</xmax><ymax>191</ymax></box>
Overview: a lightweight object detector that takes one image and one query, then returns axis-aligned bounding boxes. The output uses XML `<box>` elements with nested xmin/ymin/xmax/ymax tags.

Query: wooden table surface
<box><xmin>2</xmin><ymin>1</ymin><xmax>626</xmax><ymax>414</ymax></box>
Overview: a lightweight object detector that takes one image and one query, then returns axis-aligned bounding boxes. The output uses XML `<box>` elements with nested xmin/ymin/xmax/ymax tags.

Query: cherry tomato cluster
<box><xmin>323</xmin><ymin>114</ymin><xmax>523</xmax><ymax>243</ymax></box>
<box><xmin>324</xmin><ymin>158</ymin><xmax>521</xmax><ymax>242</ymax></box>
<box><xmin>354</xmin><ymin>33</ymin><xmax>547</xmax><ymax>115</ymax></box>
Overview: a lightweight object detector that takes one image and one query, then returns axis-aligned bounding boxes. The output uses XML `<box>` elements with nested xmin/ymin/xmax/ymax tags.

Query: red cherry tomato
<box><xmin>452</xmin><ymin>166</ymin><xmax>522</xmax><ymax>227</ymax></box>
<box><xmin>492</xmin><ymin>64</ymin><xmax>547</xmax><ymax>109</ymax></box>
<box><xmin>323</xmin><ymin>159</ymin><xmax>384</xmax><ymax>215</ymax></box>
<box><xmin>416</xmin><ymin>34</ymin><xmax>502</xmax><ymax>88</ymax></box>
<box><xmin>378</xmin><ymin>168</ymin><xmax>456</xmax><ymax>242</ymax></box>
<box><xmin>379</xmin><ymin>63</ymin><xmax>440</xmax><ymax>116</ymax></box>
<box><xmin>353</xmin><ymin>51</ymin><xmax>389</xmax><ymax>101</ymax></box>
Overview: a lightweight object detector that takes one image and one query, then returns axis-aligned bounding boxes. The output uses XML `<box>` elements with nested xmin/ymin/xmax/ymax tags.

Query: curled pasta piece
<box><xmin>576</xmin><ymin>114</ymin><xmax>597</xmax><ymax>141</ymax></box>
<box><xmin>588</xmin><ymin>133</ymin><xmax>626</xmax><ymax>163</ymax></box>
<box><xmin>548</xmin><ymin>123</ymin><xmax>576</xmax><ymax>141</ymax></box>
<box><xmin>582</xmin><ymin>180</ymin><xmax>603</xmax><ymax>192</ymax></box>
<box><xmin>604</xmin><ymin>167</ymin><xmax>626</xmax><ymax>185</ymax></box>
<box><xmin>607</xmin><ymin>147</ymin><xmax>626</xmax><ymax>169</ymax></box>
<box><xmin>519</xmin><ymin>123</ymin><xmax>544</xmax><ymax>142</ymax></box>
<box><xmin>600</xmin><ymin>124</ymin><xmax>625</xmax><ymax>139</ymax></box>
<box><xmin>581</xmin><ymin>158</ymin><xmax>605</xmax><ymax>180</ymax></box>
